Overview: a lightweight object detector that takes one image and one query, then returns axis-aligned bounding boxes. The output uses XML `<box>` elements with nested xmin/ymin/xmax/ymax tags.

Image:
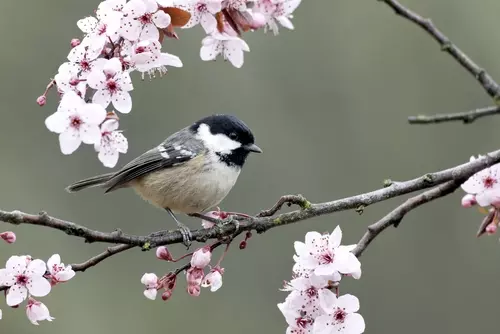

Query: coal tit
<box><xmin>66</xmin><ymin>114</ymin><xmax>262</xmax><ymax>247</ymax></box>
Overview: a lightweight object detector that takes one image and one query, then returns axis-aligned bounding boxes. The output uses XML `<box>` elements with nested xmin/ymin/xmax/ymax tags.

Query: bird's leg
<box><xmin>166</xmin><ymin>208</ymin><xmax>192</xmax><ymax>249</ymax></box>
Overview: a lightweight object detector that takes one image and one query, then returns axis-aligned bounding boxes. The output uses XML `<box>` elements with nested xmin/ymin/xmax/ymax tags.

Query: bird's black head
<box><xmin>190</xmin><ymin>114</ymin><xmax>262</xmax><ymax>167</ymax></box>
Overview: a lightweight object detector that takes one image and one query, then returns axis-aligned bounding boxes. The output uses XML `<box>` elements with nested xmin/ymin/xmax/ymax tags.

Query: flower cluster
<box><xmin>460</xmin><ymin>155</ymin><xmax>500</xmax><ymax>236</ymax></box>
<box><xmin>278</xmin><ymin>226</ymin><xmax>365</xmax><ymax>334</ymax></box>
<box><xmin>0</xmin><ymin>254</ymin><xmax>75</xmax><ymax>325</ymax></box>
<box><xmin>141</xmin><ymin>244</ymin><xmax>225</xmax><ymax>301</ymax></box>
<box><xmin>39</xmin><ymin>0</ymin><xmax>302</xmax><ymax>168</ymax></box>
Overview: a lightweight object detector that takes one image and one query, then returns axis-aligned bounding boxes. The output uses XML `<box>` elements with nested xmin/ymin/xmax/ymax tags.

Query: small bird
<box><xmin>66</xmin><ymin>114</ymin><xmax>262</xmax><ymax>247</ymax></box>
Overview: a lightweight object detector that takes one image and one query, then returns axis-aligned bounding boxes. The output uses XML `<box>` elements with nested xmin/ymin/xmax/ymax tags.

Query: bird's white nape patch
<box><xmin>195</xmin><ymin>123</ymin><xmax>241</xmax><ymax>154</ymax></box>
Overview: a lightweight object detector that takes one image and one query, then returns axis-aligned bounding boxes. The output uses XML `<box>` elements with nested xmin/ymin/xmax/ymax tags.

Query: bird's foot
<box><xmin>176</xmin><ymin>221</ymin><xmax>193</xmax><ymax>249</ymax></box>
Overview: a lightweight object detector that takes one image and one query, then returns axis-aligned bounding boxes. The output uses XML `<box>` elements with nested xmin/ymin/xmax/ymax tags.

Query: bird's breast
<box><xmin>131</xmin><ymin>157</ymin><xmax>241</xmax><ymax>214</ymax></box>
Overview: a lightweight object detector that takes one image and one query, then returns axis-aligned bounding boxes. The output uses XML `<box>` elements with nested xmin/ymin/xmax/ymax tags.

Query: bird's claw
<box><xmin>177</xmin><ymin>223</ymin><xmax>192</xmax><ymax>249</ymax></box>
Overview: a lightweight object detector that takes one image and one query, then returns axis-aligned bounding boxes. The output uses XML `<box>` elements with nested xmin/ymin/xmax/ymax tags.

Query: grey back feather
<box><xmin>103</xmin><ymin>128</ymin><xmax>205</xmax><ymax>193</ymax></box>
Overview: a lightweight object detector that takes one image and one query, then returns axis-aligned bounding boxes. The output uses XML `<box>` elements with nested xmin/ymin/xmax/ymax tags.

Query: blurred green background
<box><xmin>1</xmin><ymin>0</ymin><xmax>500</xmax><ymax>332</ymax></box>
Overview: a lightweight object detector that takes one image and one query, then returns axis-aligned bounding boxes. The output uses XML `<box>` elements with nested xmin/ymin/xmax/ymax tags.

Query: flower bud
<box><xmin>187</xmin><ymin>283</ymin><xmax>201</xmax><ymax>297</ymax></box>
<box><xmin>190</xmin><ymin>246</ymin><xmax>211</xmax><ymax>268</ymax></box>
<box><xmin>186</xmin><ymin>267</ymin><xmax>204</xmax><ymax>286</ymax></box>
<box><xmin>486</xmin><ymin>223</ymin><xmax>497</xmax><ymax>235</ymax></box>
<box><xmin>36</xmin><ymin>95</ymin><xmax>46</xmax><ymax>106</ymax></box>
<box><xmin>461</xmin><ymin>194</ymin><xmax>477</xmax><ymax>208</ymax></box>
<box><xmin>70</xmin><ymin>38</ymin><xmax>81</xmax><ymax>48</ymax></box>
<box><xmin>161</xmin><ymin>290</ymin><xmax>173</xmax><ymax>301</ymax></box>
<box><xmin>0</xmin><ymin>231</ymin><xmax>16</xmax><ymax>244</ymax></box>
<box><xmin>156</xmin><ymin>246</ymin><xmax>173</xmax><ymax>261</ymax></box>
<box><xmin>239</xmin><ymin>240</ymin><xmax>247</xmax><ymax>249</ymax></box>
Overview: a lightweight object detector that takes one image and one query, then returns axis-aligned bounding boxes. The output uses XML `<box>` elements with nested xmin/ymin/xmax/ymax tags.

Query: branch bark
<box><xmin>408</xmin><ymin>106</ymin><xmax>500</xmax><ymax>125</ymax></box>
<box><xmin>379</xmin><ymin>0</ymin><xmax>500</xmax><ymax>123</ymax></box>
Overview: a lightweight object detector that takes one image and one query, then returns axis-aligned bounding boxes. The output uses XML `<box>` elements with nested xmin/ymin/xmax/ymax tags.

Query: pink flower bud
<box><xmin>36</xmin><ymin>95</ymin><xmax>46</xmax><ymax>106</ymax></box>
<box><xmin>461</xmin><ymin>194</ymin><xmax>477</xmax><ymax>208</ymax></box>
<box><xmin>190</xmin><ymin>246</ymin><xmax>212</xmax><ymax>268</ymax></box>
<box><xmin>250</xmin><ymin>12</ymin><xmax>267</xmax><ymax>29</ymax></box>
<box><xmin>156</xmin><ymin>246</ymin><xmax>173</xmax><ymax>261</ymax></box>
<box><xmin>239</xmin><ymin>240</ymin><xmax>247</xmax><ymax>249</ymax></box>
<box><xmin>201</xmin><ymin>211</ymin><xmax>220</xmax><ymax>229</ymax></box>
<box><xmin>0</xmin><ymin>231</ymin><xmax>16</xmax><ymax>244</ymax></box>
<box><xmin>70</xmin><ymin>38</ymin><xmax>81</xmax><ymax>48</ymax></box>
<box><xmin>187</xmin><ymin>283</ymin><xmax>201</xmax><ymax>297</ymax></box>
<box><xmin>161</xmin><ymin>290</ymin><xmax>173</xmax><ymax>301</ymax></box>
<box><xmin>486</xmin><ymin>223</ymin><xmax>497</xmax><ymax>235</ymax></box>
<box><xmin>186</xmin><ymin>267</ymin><xmax>204</xmax><ymax>286</ymax></box>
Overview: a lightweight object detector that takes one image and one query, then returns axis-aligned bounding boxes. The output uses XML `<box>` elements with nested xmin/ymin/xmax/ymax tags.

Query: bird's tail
<box><xmin>65</xmin><ymin>173</ymin><xmax>114</xmax><ymax>193</ymax></box>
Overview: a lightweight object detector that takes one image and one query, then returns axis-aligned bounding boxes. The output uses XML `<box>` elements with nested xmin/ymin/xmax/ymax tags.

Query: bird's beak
<box><xmin>245</xmin><ymin>143</ymin><xmax>263</xmax><ymax>153</ymax></box>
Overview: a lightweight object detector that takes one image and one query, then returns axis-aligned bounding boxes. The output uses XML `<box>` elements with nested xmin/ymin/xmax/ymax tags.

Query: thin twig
<box><xmin>408</xmin><ymin>106</ymin><xmax>500</xmax><ymax>124</ymax></box>
<box><xmin>380</xmin><ymin>0</ymin><xmax>500</xmax><ymax>100</ymax></box>
<box><xmin>353</xmin><ymin>180</ymin><xmax>461</xmax><ymax>257</ymax></box>
<box><xmin>71</xmin><ymin>244</ymin><xmax>134</xmax><ymax>272</ymax></box>
<box><xmin>257</xmin><ymin>195</ymin><xmax>310</xmax><ymax>217</ymax></box>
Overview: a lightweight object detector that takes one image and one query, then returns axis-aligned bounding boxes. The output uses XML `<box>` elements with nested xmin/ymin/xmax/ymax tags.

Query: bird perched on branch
<box><xmin>66</xmin><ymin>114</ymin><xmax>262</xmax><ymax>247</ymax></box>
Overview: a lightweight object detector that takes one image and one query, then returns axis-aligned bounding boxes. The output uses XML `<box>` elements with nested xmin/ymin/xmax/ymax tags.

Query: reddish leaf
<box><xmin>161</xmin><ymin>7</ymin><xmax>191</xmax><ymax>27</ymax></box>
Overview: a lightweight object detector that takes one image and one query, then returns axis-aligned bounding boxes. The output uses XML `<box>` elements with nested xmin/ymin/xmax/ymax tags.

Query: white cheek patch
<box><xmin>196</xmin><ymin>123</ymin><xmax>241</xmax><ymax>154</ymax></box>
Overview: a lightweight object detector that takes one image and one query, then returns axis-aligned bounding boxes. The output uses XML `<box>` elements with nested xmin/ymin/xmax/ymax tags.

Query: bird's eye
<box><xmin>228</xmin><ymin>132</ymin><xmax>238</xmax><ymax>140</ymax></box>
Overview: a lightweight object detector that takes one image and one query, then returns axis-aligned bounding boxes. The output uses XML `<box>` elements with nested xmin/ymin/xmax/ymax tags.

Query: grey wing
<box><xmin>103</xmin><ymin>131</ymin><xmax>204</xmax><ymax>193</ymax></box>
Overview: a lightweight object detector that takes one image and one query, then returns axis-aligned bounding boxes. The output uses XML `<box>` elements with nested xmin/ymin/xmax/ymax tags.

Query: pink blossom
<box><xmin>461</xmin><ymin>156</ymin><xmax>500</xmax><ymax>207</ymax></box>
<box><xmin>47</xmin><ymin>254</ymin><xmax>75</xmax><ymax>283</ymax></box>
<box><xmin>314</xmin><ymin>290</ymin><xmax>365</xmax><ymax>334</ymax></box>
<box><xmin>45</xmin><ymin>91</ymin><xmax>106</xmax><ymax>155</ymax></box>
<box><xmin>87</xmin><ymin>58</ymin><xmax>134</xmax><ymax>114</ymax></box>
<box><xmin>201</xmin><ymin>267</ymin><xmax>224</xmax><ymax>292</ymax></box>
<box><xmin>294</xmin><ymin>226</ymin><xmax>361</xmax><ymax>278</ymax></box>
<box><xmin>190</xmin><ymin>246</ymin><xmax>212</xmax><ymax>269</ymax></box>
<box><xmin>181</xmin><ymin>0</ymin><xmax>222</xmax><ymax>33</ymax></box>
<box><xmin>141</xmin><ymin>273</ymin><xmax>158</xmax><ymax>300</ymax></box>
<box><xmin>95</xmin><ymin>119</ymin><xmax>128</xmax><ymax>168</ymax></box>
<box><xmin>26</xmin><ymin>298</ymin><xmax>54</xmax><ymax>325</ymax></box>
<box><xmin>0</xmin><ymin>256</ymin><xmax>51</xmax><ymax>306</ymax></box>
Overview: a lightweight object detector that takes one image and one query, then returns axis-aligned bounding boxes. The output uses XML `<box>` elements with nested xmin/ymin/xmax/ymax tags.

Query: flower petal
<box><xmin>6</xmin><ymin>284</ymin><xmax>28</xmax><ymax>306</ymax></box>
<box><xmin>27</xmin><ymin>276</ymin><xmax>51</xmax><ymax>297</ymax></box>
<box><xmin>87</xmin><ymin>70</ymin><xmax>107</xmax><ymax>90</ymax></box>
<box><xmin>59</xmin><ymin>130</ymin><xmax>82</xmax><ymax>155</ymax></box>
<box><xmin>329</xmin><ymin>226</ymin><xmax>342</xmax><ymax>249</ymax></box>
<box><xmin>337</xmin><ymin>294</ymin><xmax>360</xmax><ymax>313</ymax></box>
<box><xmin>112</xmin><ymin>90</ymin><xmax>132</xmax><ymax>114</ymax></box>
<box><xmin>92</xmin><ymin>89</ymin><xmax>112</xmax><ymax>109</ymax></box>
<box><xmin>344</xmin><ymin>312</ymin><xmax>366</xmax><ymax>334</ymax></box>
<box><xmin>318</xmin><ymin>288</ymin><xmax>337</xmax><ymax>313</ymax></box>
<box><xmin>45</xmin><ymin>112</ymin><xmax>69</xmax><ymax>134</ymax></box>
<box><xmin>47</xmin><ymin>254</ymin><xmax>61</xmax><ymax>271</ymax></box>
<box><xmin>144</xmin><ymin>289</ymin><xmax>157</xmax><ymax>300</ymax></box>
<box><xmin>26</xmin><ymin>259</ymin><xmax>47</xmax><ymax>276</ymax></box>
<box><xmin>80</xmin><ymin>124</ymin><xmax>102</xmax><ymax>145</ymax></box>
<box><xmin>6</xmin><ymin>256</ymin><xmax>28</xmax><ymax>275</ymax></box>
<box><xmin>98</xmin><ymin>148</ymin><xmax>120</xmax><ymax>168</ymax></box>
<box><xmin>152</xmin><ymin>11</ymin><xmax>171</xmax><ymax>28</ymax></box>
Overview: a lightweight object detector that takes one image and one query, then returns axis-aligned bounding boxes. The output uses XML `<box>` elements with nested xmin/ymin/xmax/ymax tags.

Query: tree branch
<box><xmin>0</xmin><ymin>149</ymin><xmax>498</xmax><ymax>271</ymax></box>
<box><xmin>353</xmin><ymin>180</ymin><xmax>461</xmax><ymax>257</ymax></box>
<box><xmin>408</xmin><ymin>106</ymin><xmax>500</xmax><ymax>125</ymax></box>
<box><xmin>380</xmin><ymin>0</ymin><xmax>500</xmax><ymax>100</ymax></box>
